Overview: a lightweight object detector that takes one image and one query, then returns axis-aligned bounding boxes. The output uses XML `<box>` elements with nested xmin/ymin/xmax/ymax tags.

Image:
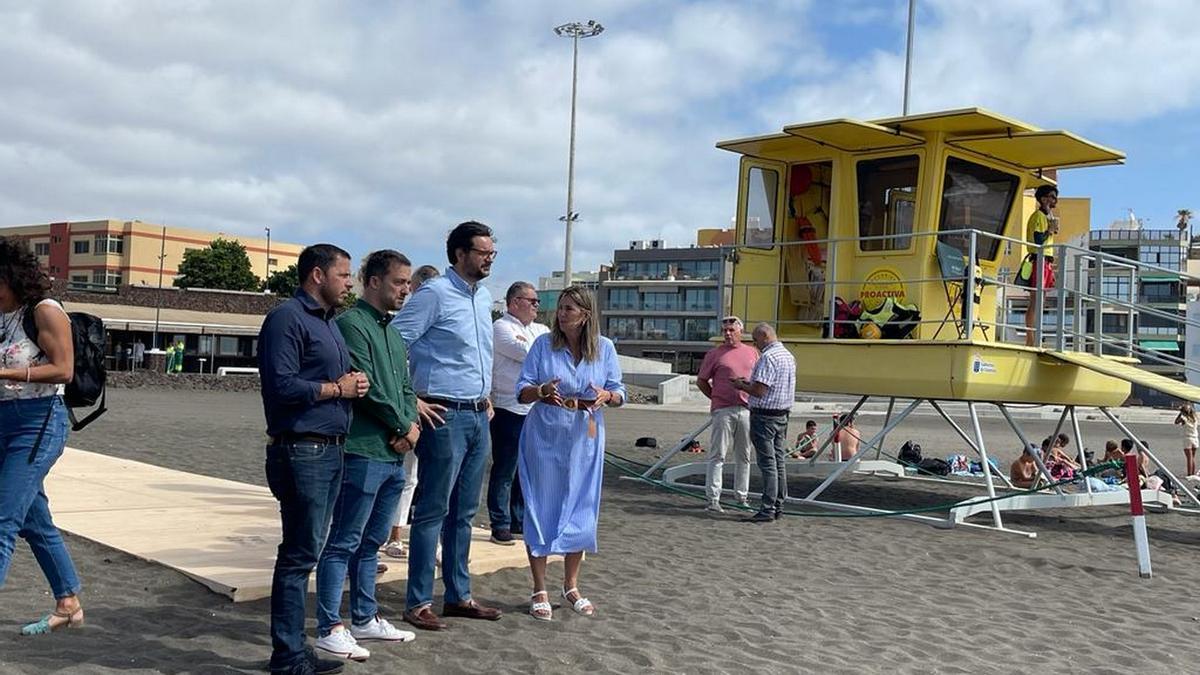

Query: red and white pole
<box><xmin>1124</xmin><ymin>452</ymin><xmax>1152</xmax><ymax>578</ymax></box>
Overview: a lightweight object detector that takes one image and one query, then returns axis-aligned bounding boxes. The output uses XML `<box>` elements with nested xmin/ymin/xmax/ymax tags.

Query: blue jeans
<box><xmin>750</xmin><ymin>413</ymin><xmax>790</xmax><ymax>514</ymax></box>
<box><xmin>315</xmin><ymin>454</ymin><xmax>406</xmax><ymax>633</ymax></box>
<box><xmin>406</xmin><ymin>407</ymin><xmax>489</xmax><ymax>610</ymax></box>
<box><xmin>487</xmin><ymin>408</ymin><xmax>525</xmax><ymax>532</ymax></box>
<box><xmin>265</xmin><ymin>440</ymin><xmax>343</xmax><ymax>671</ymax></box>
<box><xmin>0</xmin><ymin>396</ymin><xmax>80</xmax><ymax>599</ymax></box>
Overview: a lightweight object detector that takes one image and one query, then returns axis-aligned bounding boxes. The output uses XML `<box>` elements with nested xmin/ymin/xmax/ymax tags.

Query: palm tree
<box><xmin>1177</xmin><ymin>208</ymin><xmax>1193</xmax><ymax>234</ymax></box>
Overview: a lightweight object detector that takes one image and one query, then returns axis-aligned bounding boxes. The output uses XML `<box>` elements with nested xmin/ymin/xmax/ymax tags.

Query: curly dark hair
<box><xmin>0</xmin><ymin>236</ymin><xmax>51</xmax><ymax>308</ymax></box>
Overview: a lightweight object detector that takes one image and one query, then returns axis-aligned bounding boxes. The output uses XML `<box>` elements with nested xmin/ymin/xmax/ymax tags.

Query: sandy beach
<box><xmin>4</xmin><ymin>387</ymin><xmax>1200</xmax><ymax>674</ymax></box>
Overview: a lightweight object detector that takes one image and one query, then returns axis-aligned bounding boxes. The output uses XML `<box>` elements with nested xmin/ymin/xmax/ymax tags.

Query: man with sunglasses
<box><xmin>486</xmin><ymin>281</ymin><xmax>550</xmax><ymax>545</ymax></box>
<box><xmin>392</xmin><ymin>221</ymin><xmax>502</xmax><ymax>631</ymax></box>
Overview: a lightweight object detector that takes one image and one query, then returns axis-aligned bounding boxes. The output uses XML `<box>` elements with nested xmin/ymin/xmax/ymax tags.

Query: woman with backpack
<box><xmin>0</xmin><ymin>236</ymin><xmax>84</xmax><ymax>635</ymax></box>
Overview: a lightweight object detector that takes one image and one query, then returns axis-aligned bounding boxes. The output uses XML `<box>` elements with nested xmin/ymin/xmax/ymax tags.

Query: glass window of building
<box><xmin>606</xmin><ymin>317</ymin><xmax>639</xmax><ymax>339</ymax></box>
<box><xmin>1097</xmin><ymin>275</ymin><xmax>1132</xmax><ymax>301</ymax></box>
<box><xmin>73</xmin><ymin>239</ymin><xmax>89</xmax><ymax>254</ymax></box>
<box><xmin>93</xmin><ymin>234</ymin><xmax>124</xmax><ymax>255</ymax></box>
<box><xmin>1101</xmin><ymin>313</ymin><xmax>1129</xmax><ymax>333</ymax></box>
<box><xmin>684</xmin><ymin>318</ymin><xmax>718</xmax><ymax>341</ymax></box>
<box><xmin>857</xmin><ymin>155</ymin><xmax>919</xmax><ymax>251</ymax></box>
<box><xmin>91</xmin><ymin>269</ymin><xmax>122</xmax><ymax>287</ymax></box>
<box><xmin>1139</xmin><ymin>245</ymin><xmax>1181</xmax><ymax>271</ymax></box>
<box><xmin>937</xmin><ymin>157</ymin><xmax>1019</xmax><ymax>260</ymax></box>
<box><xmin>642</xmin><ymin>291</ymin><xmax>680</xmax><ymax>311</ymax></box>
<box><xmin>33</xmin><ymin>242</ymin><xmax>50</xmax><ymax>255</ymax></box>
<box><xmin>744</xmin><ymin>167</ymin><xmax>779</xmax><ymax>248</ymax></box>
<box><xmin>608</xmin><ymin>288</ymin><xmax>638</xmax><ymax>310</ymax></box>
<box><xmin>619</xmin><ymin>261</ymin><xmax>670</xmax><ymax>280</ymax></box>
<box><xmin>219</xmin><ymin>336</ymin><xmax>240</xmax><ymax>355</ymax></box>
<box><xmin>1140</xmin><ymin>281</ymin><xmax>1180</xmax><ymax>303</ymax></box>
<box><xmin>676</xmin><ymin>259</ymin><xmax>719</xmax><ymax>280</ymax></box>
<box><xmin>1138</xmin><ymin>312</ymin><xmax>1182</xmax><ymax>336</ymax></box>
<box><xmin>643</xmin><ymin>318</ymin><xmax>683</xmax><ymax>340</ymax></box>
<box><xmin>684</xmin><ymin>288</ymin><xmax>717</xmax><ymax>311</ymax></box>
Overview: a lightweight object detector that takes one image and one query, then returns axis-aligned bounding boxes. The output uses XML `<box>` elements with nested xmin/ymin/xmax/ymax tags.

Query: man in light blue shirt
<box><xmin>391</xmin><ymin>221</ymin><xmax>502</xmax><ymax>631</ymax></box>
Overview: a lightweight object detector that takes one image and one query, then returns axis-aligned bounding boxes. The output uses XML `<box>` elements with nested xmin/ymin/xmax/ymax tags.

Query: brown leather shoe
<box><xmin>441</xmin><ymin>599</ymin><xmax>503</xmax><ymax>621</ymax></box>
<box><xmin>403</xmin><ymin>606</ymin><xmax>448</xmax><ymax>631</ymax></box>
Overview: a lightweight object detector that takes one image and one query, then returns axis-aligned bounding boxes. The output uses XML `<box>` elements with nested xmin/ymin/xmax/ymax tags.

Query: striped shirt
<box><xmin>748</xmin><ymin>341</ymin><xmax>796</xmax><ymax>411</ymax></box>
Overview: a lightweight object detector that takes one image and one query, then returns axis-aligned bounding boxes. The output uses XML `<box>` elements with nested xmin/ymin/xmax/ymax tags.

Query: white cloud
<box><xmin>0</xmin><ymin>0</ymin><xmax>1197</xmax><ymax>296</ymax></box>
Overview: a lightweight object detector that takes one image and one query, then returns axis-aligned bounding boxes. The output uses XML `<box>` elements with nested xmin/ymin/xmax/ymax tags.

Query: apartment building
<box><xmin>597</xmin><ymin>240</ymin><xmax>723</xmax><ymax>374</ymax></box>
<box><xmin>1</xmin><ymin>219</ymin><xmax>302</xmax><ymax>288</ymax></box>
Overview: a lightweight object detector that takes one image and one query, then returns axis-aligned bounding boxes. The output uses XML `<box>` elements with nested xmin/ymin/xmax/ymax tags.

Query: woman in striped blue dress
<box><xmin>515</xmin><ymin>286</ymin><xmax>624</xmax><ymax>621</ymax></box>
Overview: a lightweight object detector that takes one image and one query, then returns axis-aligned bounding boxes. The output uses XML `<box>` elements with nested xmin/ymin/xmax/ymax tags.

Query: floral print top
<box><xmin>1</xmin><ymin>299</ymin><xmax>68</xmax><ymax>401</ymax></box>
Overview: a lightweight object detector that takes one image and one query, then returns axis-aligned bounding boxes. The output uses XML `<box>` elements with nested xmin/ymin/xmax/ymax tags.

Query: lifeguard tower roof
<box><xmin>718</xmin><ymin>107</ymin><xmax>1124</xmax><ymax>171</ymax></box>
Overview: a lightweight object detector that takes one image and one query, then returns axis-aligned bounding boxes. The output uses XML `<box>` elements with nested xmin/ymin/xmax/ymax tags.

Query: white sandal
<box><xmin>561</xmin><ymin>587</ymin><xmax>595</xmax><ymax>616</ymax></box>
<box><xmin>529</xmin><ymin>590</ymin><xmax>553</xmax><ymax>621</ymax></box>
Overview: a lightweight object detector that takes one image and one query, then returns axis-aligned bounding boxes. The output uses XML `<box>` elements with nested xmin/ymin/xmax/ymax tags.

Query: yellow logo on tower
<box><xmin>860</xmin><ymin>268</ymin><xmax>907</xmax><ymax>309</ymax></box>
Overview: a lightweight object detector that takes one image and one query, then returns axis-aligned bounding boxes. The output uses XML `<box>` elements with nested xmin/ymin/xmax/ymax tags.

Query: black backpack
<box><xmin>23</xmin><ymin>306</ymin><xmax>108</xmax><ymax>431</ymax></box>
<box><xmin>898</xmin><ymin>440</ymin><xmax>922</xmax><ymax>466</ymax></box>
<box><xmin>916</xmin><ymin>457</ymin><xmax>950</xmax><ymax>476</ymax></box>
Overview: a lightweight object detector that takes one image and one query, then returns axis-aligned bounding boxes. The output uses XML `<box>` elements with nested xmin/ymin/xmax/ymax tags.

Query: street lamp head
<box><xmin>554</xmin><ymin>20</ymin><xmax>604</xmax><ymax>39</ymax></box>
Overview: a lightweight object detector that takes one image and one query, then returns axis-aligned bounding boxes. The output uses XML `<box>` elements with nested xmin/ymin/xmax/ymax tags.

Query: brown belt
<box><xmin>558</xmin><ymin>398</ymin><xmax>597</xmax><ymax>411</ymax></box>
<box><xmin>544</xmin><ymin>398</ymin><xmax>599</xmax><ymax>437</ymax></box>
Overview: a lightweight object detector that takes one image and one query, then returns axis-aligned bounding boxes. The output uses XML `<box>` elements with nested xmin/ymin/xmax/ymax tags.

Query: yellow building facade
<box><xmin>0</xmin><ymin>219</ymin><xmax>302</xmax><ymax>288</ymax></box>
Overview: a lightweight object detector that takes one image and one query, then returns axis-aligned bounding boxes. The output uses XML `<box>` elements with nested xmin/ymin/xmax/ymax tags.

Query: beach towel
<box><xmin>947</xmin><ymin>454</ymin><xmax>971</xmax><ymax>475</ymax></box>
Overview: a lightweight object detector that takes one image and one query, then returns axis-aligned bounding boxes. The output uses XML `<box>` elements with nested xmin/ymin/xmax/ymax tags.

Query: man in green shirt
<box><xmin>314</xmin><ymin>250</ymin><xmax>419</xmax><ymax>662</ymax></box>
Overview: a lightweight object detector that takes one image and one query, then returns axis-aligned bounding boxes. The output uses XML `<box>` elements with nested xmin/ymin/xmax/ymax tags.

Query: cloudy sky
<box><xmin>2</xmin><ymin>0</ymin><xmax>1198</xmax><ymax>295</ymax></box>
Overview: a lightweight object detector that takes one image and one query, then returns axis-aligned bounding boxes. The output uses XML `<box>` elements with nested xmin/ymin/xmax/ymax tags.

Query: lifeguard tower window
<box><xmin>856</xmin><ymin>155</ymin><xmax>918</xmax><ymax>251</ymax></box>
<box><xmin>744</xmin><ymin>167</ymin><xmax>779</xmax><ymax>249</ymax></box>
<box><xmin>937</xmin><ymin>157</ymin><xmax>1019</xmax><ymax>261</ymax></box>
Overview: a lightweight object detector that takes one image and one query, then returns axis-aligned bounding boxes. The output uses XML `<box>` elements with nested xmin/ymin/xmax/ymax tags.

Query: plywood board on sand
<box><xmin>44</xmin><ymin>449</ymin><xmax>532</xmax><ymax>602</ymax></box>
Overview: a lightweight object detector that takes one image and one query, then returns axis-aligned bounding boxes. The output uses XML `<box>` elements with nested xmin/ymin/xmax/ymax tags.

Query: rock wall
<box><xmin>107</xmin><ymin>370</ymin><xmax>262</xmax><ymax>392</ymax></box>
<box><xmin>53</xmin><ymin>280</ymin><xmax>284</xmax><ymax>315</ymax></box>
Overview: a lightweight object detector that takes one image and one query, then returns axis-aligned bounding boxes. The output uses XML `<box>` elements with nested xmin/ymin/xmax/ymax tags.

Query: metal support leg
<box><xmin>1050</xmin><ymin>405</ymin><xmax>1069</xmax><ymax>448</ymax></box>
<box><xmin>874</xmin><ymin>397</ymin><xmax>896</xmax><ymax>461</ymax></box>
<box><xmin>1068</xmin><ymin>406</ymin><xmax>1092</xmax><ymax>495</ymax></box>
<box><xmin>807</xmin><ymin>395</ymin><xmax>869</xmax><ymax>465</ymax></box>
<box><xmin>996</xmin><ymin>403</ymin><xmax>1063</xmax><ymax>495</ymax></box>
<box><xmin>967</xmin><ymin>401</ymin><xmax>1003</xmax><ymax>529</ymax></box>
<box><xmin>929</xmin><ymin>401</ymin><xmax>1014</xmax><ymax>489</ymax></box>
<box><xmin>805</xmin><ymin>399</ymin><xmax>923</xmax><ymax>501</ymax></box>
<box><xmin>1100</xmin><ymin>407</ymin><xmax>1200</xmax><ymax>508</ymax></box>
<box><xmin>640</xmin><ymin>417</ymin><xmax>712</xmax><ymax>479</ymax></box>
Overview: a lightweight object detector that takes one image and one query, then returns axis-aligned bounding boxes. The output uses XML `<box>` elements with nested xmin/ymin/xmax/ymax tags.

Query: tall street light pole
<box><xmin>152</xmin><ymin>225</ymin><xmax>166</xmax><ymax>350</ymax></box>
<box><xmin>264</xmin><ymin>226</ymin><xmax>272</xmax><ymax>288</ymax></box>
<box><xmin>902</xmin><ymin>0</ymin><xmax>916</xmax><ymax>115</ymax></box>
<box><xmin>554</xmin><ymin>19</ymin><xmax>604</xmax><ymax>288</ymax></box>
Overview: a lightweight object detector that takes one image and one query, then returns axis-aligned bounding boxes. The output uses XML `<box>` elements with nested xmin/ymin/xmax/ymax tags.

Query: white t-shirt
<box><xmin>491</xmin><ymin>312</ymin><xmax>550</xmax><ymax>415</ymax></box>
<box><xmin>0</xmin><ymin>299</ymin><xmax>68</xmax><ymax>400</ymax></box>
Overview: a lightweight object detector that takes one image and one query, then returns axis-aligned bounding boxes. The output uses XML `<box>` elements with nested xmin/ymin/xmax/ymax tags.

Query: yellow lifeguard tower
<box><xmin>650</xmin><ymin>108</ymin><xmax>1200</xmax><ymax>535</ymax></box>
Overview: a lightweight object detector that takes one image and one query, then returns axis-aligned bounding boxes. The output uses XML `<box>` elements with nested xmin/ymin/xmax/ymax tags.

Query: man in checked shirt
<box><xmin>731</xmin><ymin>323</ymin><xmax>796</xmax><ymax>523</ymax></box>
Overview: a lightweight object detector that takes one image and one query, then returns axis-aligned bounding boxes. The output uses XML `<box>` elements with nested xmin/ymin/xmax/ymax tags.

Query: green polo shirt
<box><xmin>336</xmin><ymin>299</ymin><xmax>417</xmax><ymax>462</ymax></box>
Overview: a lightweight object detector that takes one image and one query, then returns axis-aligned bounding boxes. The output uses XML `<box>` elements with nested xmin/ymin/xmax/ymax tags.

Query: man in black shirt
<box><xmin>258</xmin><ymin>243</ymin><xmax>368</xmax><ymax>675</ymax></box>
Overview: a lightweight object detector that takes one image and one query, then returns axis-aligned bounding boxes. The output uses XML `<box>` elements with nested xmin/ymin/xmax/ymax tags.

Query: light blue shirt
<box><xmin>392</xmin><ymin>266</ymin><xmax>494</xmax><ymax>401</ymax></box>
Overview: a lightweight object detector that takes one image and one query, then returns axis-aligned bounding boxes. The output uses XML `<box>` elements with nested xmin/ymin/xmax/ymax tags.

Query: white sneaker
<box><xmin>705</xmin><ymin>500</ymin><xmax>724</xmax><ymax>514</ymax></box>
<box><xmin>315</xmin><ymin>627</ymin><xmax>370</xmax><ymax>661</ymax></box>
<box><xmin>351</xmin><ymin>615</ymin><xmax>416</xmax><ymax>643</ymax></box>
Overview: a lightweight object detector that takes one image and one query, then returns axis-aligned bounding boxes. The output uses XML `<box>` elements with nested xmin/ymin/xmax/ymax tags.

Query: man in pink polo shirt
<box><xmin>696</xmin><ymin>316</ymin><xmax>759</xmax><ymax>513</ymax></box>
